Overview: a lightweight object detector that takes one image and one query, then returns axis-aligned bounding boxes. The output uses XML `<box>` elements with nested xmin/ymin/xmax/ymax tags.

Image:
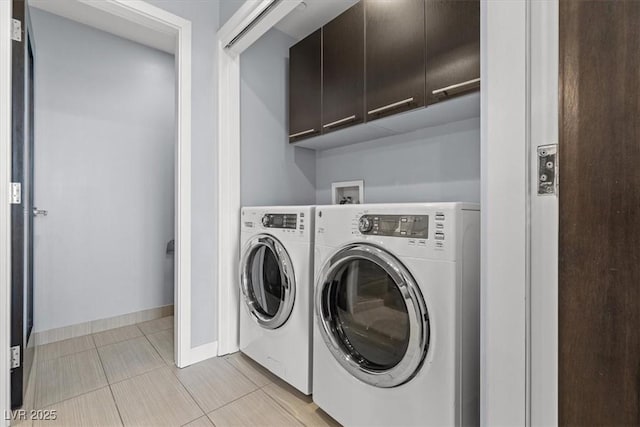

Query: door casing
<box><xmin>1</xmin><ymin>4</ymin><xmax>198</xmax><ymax>422</ymax></box>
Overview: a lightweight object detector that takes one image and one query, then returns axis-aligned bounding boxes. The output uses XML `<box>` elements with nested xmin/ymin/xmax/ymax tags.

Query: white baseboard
<box><xmin>178</xmin><ymin>341</ymin><xmax>219</xmax><ymax>368</ymax></box>
<box><xmin>34</xmin><ymin>304</ymin><xmax>174</xmax><ymax>346</ymax></box>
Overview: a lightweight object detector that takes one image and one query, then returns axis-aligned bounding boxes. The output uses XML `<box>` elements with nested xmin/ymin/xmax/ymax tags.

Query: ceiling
<box><xmin>29</xmin><ymin>0</ymin><xmax>176</xmax><ymax>54</ymax></box>
<box><xmin>275</xmin><ymin>0</ymin><xmax>359</xmax><ymax>41</ymax></box>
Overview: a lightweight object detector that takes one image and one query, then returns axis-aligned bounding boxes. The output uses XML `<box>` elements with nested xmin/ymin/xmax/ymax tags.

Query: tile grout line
<box><xmin>36</xmin><ymin>336</ymin><xmax>96</xmax><ymax>364</ymax></box>
<box><xmin>222</xmin><ymin>355</ymin><xmax>274</xmax><ymax>389</ymax></box>
<box><xmin>35</xmin><ymin>318</ymin><xmax>171</xmax><ymax>364</ymax></box>
<box><xmin>164</xmin><ymin>357</ymin><xmax>210</xmax><ymax>418</ymax></box>
<box><xmin>93</xmin><ymin>324</ymin><xmax>145</xmax><ymax>349</ymax></box>
<box><xmin>145</xmin><ymin>328</ymin><xmax>174</xmax><ymax>365</ymax></box>
<box><xmin>117</xmin><ymin>334</ymin><xmax>209</xmax><ymax>425</ymax></box>
<box><xmin>140</xmin><ymin>333</ymin><xmax>170</xmax><ymax>372</ymax></box>
<box><xmin>259</xmin><ymin>384</ymin><xmax>310</xmax><ymax>427</ymax></box>
<box><xmin>32</xmin><ymin>321</ymin><xmax>173</xmax><ymax>414</ymax></box>
<box><xmin>93</xmin><ymin>335</ymin><xmax>126</xmax><ymax>427</ymax></box>
<box><xmin>33</xmin><ymin>347</ymin><xmax>106</xmax><ymax>410</ymax></box>
<box><xmin>31</xmin><ymin>386</ymin><xmax>114</xmax><ymax>419</ymax></box>
<box><xmin>167</xmin><ymin>353</ymin><xmax>266</xmax><ymax>419</ymax></box>
<box><xmin>164</xmin><ymin>354</ymin><xmax>261</xmax><ymax>419</ymax></box>
<box><xmin>204</xmin><ymin>388</ymin><xmax>264</xmax><ymax>418</ymax></box>
<box><xmin>37</xmin><ymin>338</ymin><xmax>166</xmax><ymax>407</ymax></box>
<box><xmin>108</xmin><ymin>363</ymin><xmax>167</xmax><ymax>388</ymax></box>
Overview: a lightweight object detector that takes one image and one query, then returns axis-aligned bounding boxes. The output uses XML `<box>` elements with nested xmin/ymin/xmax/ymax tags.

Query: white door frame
<box><xmin>212</xmin><ymin>0</ymin><xmax>559</xmax><ymax>424</ymax></box>
<box><xmin>529</xmin><ymin>0</ymin><xmax>558</xmax><ymax>424</ymax></box>
<box><xmin>36</xmin><ymin>0</ymin><xmax>194</xmax><ymax>367</ymax></box>
<box><xmin>480</xmin><ymin>0</ymin><xmax>528</xmax><ymax>423</ymax></box>
<box><xmin>1</xmin><ymin>4</ymin><xmax>196</xmax><ymax>420</ymax></box>
<box><xmin>1</xmin><ymin>0</ymin><xmax>13</xmax><ymax>423</ymax></box>
<box><xmin>216</xmin><ymin>0</ymin><xmax>302</xmax><ymax>356</ymax></box>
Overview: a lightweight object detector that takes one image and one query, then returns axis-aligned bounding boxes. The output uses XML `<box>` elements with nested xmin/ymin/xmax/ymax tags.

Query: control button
<box><xmin>262</xmin><ymin>215</ymin><xmax>271</xmax><ymax>227</ymax></box>
<box><xmin>418</xmin><ymin>240</ymin><xmax>427</xmax><ymax>246</ymax></box>
<box><xmin>300</xmin><ymin>213</ymin><xmax>305</xmax><ymax>217</ymax></box>
<box><xmin>408</xmin><ymin>239</ymin><xmax>416</xmax><ymax>246</ymax></box>
<box><xmin>358</xmin><ymin>217</ymin><xmax>373</xmax><ymax>233</ymax></box>
<box><xmin>435</xmin><ymin>232</ymin><xmax>445</xmax><ymax>240</ymax></box>
<box><xmin>436</xmin><ymin>223</ymin><xmax>444</xmax><ymax>229</ymax></box>
<box><xmin>300</xmin><ymin>225</ymin><xmax>304</xmax><ymax>230</ymax></box>
<box><xmin>435</xmin><ymin>213</ymin><xmax>445</xmax><ymax>221</ymax></box>
<box><xmin>436</xmin><ymin>242</ymin><xmax>444</xmax><ymax>249</ymax></box>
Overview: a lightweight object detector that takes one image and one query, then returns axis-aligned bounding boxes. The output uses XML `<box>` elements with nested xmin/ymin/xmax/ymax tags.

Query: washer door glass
<box><xmin>240</xmin><ymin>235</ymin><xmax>295</xmax><ymax>329</ymax></box>
<box><xmin>316</xmin><ymin>243</ymin><xmax>429</xmax><ymax>388</ymax></box>
<box><xmin>249</xmin><ymin>245</ymin><xmax>283</xmax><ymax>317</ymax></box>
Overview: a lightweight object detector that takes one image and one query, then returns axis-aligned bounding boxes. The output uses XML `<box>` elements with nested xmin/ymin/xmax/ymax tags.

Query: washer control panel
<box><xmin>358</xmin><ymin>214</ymin><xmax>429</xmax><ymax>238</ymax></box>
<box><xmin>261</xmin><ymin>213</ymin><xmax>297</xmax><ymax>229</ymax></box>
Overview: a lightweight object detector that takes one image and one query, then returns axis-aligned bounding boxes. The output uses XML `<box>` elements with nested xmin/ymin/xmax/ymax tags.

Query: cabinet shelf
<box><xmin>293</xmin><ymin>91</ymin><xmax>480</xmax><ymax>151</ymax></box>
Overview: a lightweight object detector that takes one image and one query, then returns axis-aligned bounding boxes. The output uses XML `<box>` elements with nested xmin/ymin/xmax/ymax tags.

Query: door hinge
<box><xmin>10</xmin><ymin>346</ymin><xmax>20</xmax><ymax>368</ymax></box>
<box><xmin>10</xmin><ymin>182</ymin><xmax>21</xmax><ymax>204</ymax></box>
<box><xmin>11</xmin><ymin>19</ymin><xmax>22</xmax><ymax>42</ymax></box>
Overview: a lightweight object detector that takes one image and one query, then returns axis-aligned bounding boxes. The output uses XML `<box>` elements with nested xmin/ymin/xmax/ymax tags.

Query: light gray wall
<box><xmin>220</xmin><ymin>0</ymin><xmax>244</xmax><ymax>27</ymax></box>
<box><xmin>30</xmin><ymin>10</ymin><xmax>175</xmax><ymax>332</ymax></box>
<box><xmin>145</xmin><ymin>0</ymin><xmax>220</xmax><ymax>347</ymax></box>
<box><xmin>315</xmin><ymin>118</ymin><xmax>481</xmax><ymax>204</ymax></box>
<box><xmin>241</xmin><ymin>28</ymin><xmax>316</xmax><ymax>206</ymax></box>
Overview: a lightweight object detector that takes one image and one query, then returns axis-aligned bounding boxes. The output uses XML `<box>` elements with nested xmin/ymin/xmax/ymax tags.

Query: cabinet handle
<box><xmin>323</xmin><ymin>115</ymin><xmax>357</xmax><ymax>129</ymax></box>
<box><xmin>432</xmin><ymin>78</ymin><xmax>480</xmax><ymax>97</ymax></box>
<box><xmin>289</xmin><ymin>128</ymin><xmax>317</xmax><ymax>138</ymax></box>
<box><xmin>368</xmin><ymin>97</ymin><xmax>415</xmax><ymax>115</ymax></box>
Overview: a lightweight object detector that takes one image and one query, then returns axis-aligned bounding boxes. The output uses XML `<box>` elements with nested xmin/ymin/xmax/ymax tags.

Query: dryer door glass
<box><xmin>316</xmin><ymin>243</ymin><xmax>429</xmax><ymax>388</ymax></box>
<box><xmin>333</xmin><ymin>259</ymin><xmax>410</xmax><ymax>370</ymax></box>
<box><xmin>240</xmin><ymin>235</ymin><xmax>296</xmax><ymax>329</ymax></box>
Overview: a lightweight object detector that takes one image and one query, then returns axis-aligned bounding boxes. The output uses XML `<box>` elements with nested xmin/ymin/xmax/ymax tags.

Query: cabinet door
<box><xmin>323</xmin><ymin>2</ymin><xmax>364</xmax><ymax>133</ymax></box>
<box><xmin>289</xmin><ymin>29</ymin><xmax>321</xmax><ymax>142</ymax></box>
<box><xmin>426</xmin><ymin>0</ymin><xmax>480</xmax><ymax>105</ymax></box>
<box><xmin>365</xmin><ymin>0</ymin><xmax>425</xmax><ymax>121</ymax></box>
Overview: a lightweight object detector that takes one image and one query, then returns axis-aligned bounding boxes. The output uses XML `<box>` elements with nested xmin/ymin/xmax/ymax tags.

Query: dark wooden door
<box><xmin>288</xmin><ymin>29</ymin><xmax>321</xmax><ymax>143</ymax></box>
<box><xmin>559</xmin><ymin>1</ymin><xmax>640</xmax><ymax>424</ymax></box>
<box><xmin>322</xmin><ymin>2</ymin><xmax>364</xmax><ymax>133</ymax></box>
<box><xmin>11</xmin><ymin>0</ymin><xmax>35</xmax><ymax>409</ymax></box>
<box><xmin>365</xmin><ymin>0</ymin><xmax>425</xmax><ymax>121</ymax></box>
<box><xmin>425</xmin><ymin>0</ymin><xmax>480</xmax><ymax>105</ymax></box>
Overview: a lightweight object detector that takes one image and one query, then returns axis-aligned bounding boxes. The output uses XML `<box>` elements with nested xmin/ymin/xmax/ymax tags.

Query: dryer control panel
<box><xmin>358</xmin><ymin>214</ymin><xmax>429</xmax><ymax>238</ymax></box>
<box><xmin>261</xmin><ymin>213</ymin><xmax>297</xmax><ymax>229</ymax></box>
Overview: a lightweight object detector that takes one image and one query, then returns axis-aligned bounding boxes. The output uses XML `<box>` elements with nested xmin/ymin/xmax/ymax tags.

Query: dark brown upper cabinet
<box><xmin>322</xmin><ymin>2</ymin><xmax>365</xmax><ymax>133</ymax></box>
<box><xmin>426</xmin><ymin>0</ymin><xmax>480</xmax><ymax>105</ymax></box>
<box><xmin>289</xmin><ymin>29</ymin><xmax>321</xmax><ymax>143</ymax></box>
<box><xmin>365</xmin><ymin>0</ymin><xmax>426</xmax><ymax>121</ymax></box>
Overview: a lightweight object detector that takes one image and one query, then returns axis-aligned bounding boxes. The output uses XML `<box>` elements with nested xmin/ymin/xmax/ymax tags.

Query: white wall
<box><xmin>241</xmin><ymin>28</ymin><xmax>316</xmax><ymax>206</ymax></box>
<box><xmin>30</xmin><ymin>10</ymin><xmax>175</xmax><ymax>332</ymax></box>
<box><xmin>147</xmin><ymin>0</ymin><xmax>220</xmax><ymax>347</ymax></box>
<box><xmin>315</xmin><ymin>118</ymin><xmax>480</xmax><ymax>204</ymax></box>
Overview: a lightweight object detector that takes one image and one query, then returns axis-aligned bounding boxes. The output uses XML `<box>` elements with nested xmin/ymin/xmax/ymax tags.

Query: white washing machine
<box><xmin>239</xmin><ymin>206</ymin><xmax>314</xmax><ymax>395</ymax></box>
<box><xmin>313</xmin><ymin>203</ymin><xmax>480</xmax><ymax>426</ymax></box>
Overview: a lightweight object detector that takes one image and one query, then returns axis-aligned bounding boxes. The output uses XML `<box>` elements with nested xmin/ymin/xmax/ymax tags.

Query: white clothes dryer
<box><xmin>313</xmin><ymin>203</ymin><xmax>480</xmax><ymax>426</ymax></box>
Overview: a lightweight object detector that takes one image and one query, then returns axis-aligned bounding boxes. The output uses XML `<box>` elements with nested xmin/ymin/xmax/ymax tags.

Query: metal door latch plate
<box><xmin>537</xmin><ymin>144</ymin><xmax>558</xmax><ymax>196</ymax></box>
<box><xmin>10</xmin><ymin>346</ymin><xmax>20</xmax><ymax>368</ymax></box>
<box><xmin>11</xmin><ymin>19</ymin><xmax>22</xmax><ymax>42</ymax></box>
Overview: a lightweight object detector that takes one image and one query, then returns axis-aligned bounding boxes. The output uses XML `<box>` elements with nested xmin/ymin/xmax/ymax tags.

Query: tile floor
<box><xmin>16</xmin><ymin>316</ymin><xmax>340</xmax><ymax>427</ymax></box>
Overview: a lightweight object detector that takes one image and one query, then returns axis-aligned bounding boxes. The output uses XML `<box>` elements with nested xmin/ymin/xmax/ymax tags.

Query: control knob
<box><xmin>358</xmin><ymin>217</ymin><xmax>373</xmax><ymax>233</ymax></box>
<box><xmin>262</xmin><ymin>215</ymin><xmax>271</xmax><ymax>227</ymax></box>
